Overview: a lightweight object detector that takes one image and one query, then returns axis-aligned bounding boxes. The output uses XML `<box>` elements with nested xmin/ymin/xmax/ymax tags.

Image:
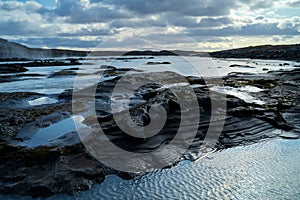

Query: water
<box><xmin>71</xmin><ymin>139</ymin><xmax>299</xmax><ymax>200</ymax></box>
<box><xmin>19</xmin><ymin>116</ymin><xmax>85</xmax><ymax>148</ymax></box>
<box><xmin>28</xmin><ymin>97</ymin><xmax>58</xmax><ymax>106</ymax></box>
<box><xmin>0</xmin><ymin>57</ymin><xmax>298</xmax><ymax>94</ymax></box>
<box><xmin>210</xmin><ymin>85</ymin><xmax>266</xmax><ymax>105</ymax></box>
<box><xmin>1</xmin><ymin>56</ymin><xmax>300</xmax><ymax>199</ymax></box>
<box><xmin>3</xmin><ymin>138</ymin><xmax>299</xmax><ymax>199</ymax></box>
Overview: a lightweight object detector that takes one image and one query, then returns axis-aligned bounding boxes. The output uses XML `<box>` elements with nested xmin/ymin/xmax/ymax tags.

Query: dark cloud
<box><xmin>288</xmin><ymin>0</ymin><xmax>300</xmax><ymax>7</ymax></box>
<box><xmin>103</xmin><ymin>0</ymin><xmax>236</xmax><ymax>16</ymax></box>
<box><xmin>238</xmin><ymin>0</ymin><xmax>274</xmax><ymax>9</ymax></box>
<box><xmin>167</xmin><ymin>16</ymin><xmax>199</xmax><ymax>28</ymax></box>
<box><xmin>198</xmin><ymin>17</ymin><xmax>232</xmax><ymax>27</ymax></box>
<box><xmin>188</xmin><ymin>23</ymin><xmax>300</xmax><ymax>37</ymax></box>
<box><xmin>109</xmin><ymin>14</ymin><xmax>199</xmax><ymax>29</ymax></box>
<box><xmin>205</xmin><ymin>38</ymin><xmax>231</xmax><ymax>43</ymax></box>
<box><xmin>55</xmin><ymin>0</ymin><xmax>77</xmax><ymax>16</ymax></box>
<box><xmin>55</xmin><ymin>0</ymin><xmax>132</xmax><ymax>23</ymax></box>
<box><xmin>109</xmin><ymin>15</ymin><xmax>232</xmax><ymax>29</ymax></box>
<box><xmin>255</xmin><ymin>16</ymin><xmax>264</xmax><ymax>20</ymax></box>
<box><xmin>0</xmin><ymin>0</ymin><xmax>299</xmax><ymax>49</ymax></box>
<box><xmin>272</xmin><ymin>36</ymin><xmax>280</xmax><ymax>42</ymax></box>
<box><xmin>142</xmin><ymin>33</ymin><xmax>196</xmax><ymax>45</ymax></box>
<box><xmin>165</xmin><ymin>16</ymin><xmax>232</xmax><ymax>28</ymax></box>
<box><xmin>57</xmin><ymin>28</ymin><xmax>115</xmax><ymax>37</ymax></box>
<box><xmin>250</xmin><ymin>0</ymin><xmax>273</xmax><ymax>9</ymax></box>
<box><xmin>13</xmin><ymin>37</ymin><xmax>101</xmax><ymax>49</ymax></box>
<box><xmin>109</xmin><ymin>18</ymin><xmax>167</xmax><ymax>29</ymax></box>
<box><xmin>0</xmin><ymin>20</ymin><xmax>52</xmax><ymax>36</ymax></box>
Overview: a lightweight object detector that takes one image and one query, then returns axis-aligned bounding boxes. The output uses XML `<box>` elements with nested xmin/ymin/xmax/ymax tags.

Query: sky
<box><xmin>0</xmin><ymin>0</ymin><xmax>300</xmax><ymax>51</ymax></box>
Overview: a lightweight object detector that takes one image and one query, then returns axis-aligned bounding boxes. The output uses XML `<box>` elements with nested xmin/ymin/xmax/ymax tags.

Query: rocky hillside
<box><xmin>1</xmin><ymin>38</ymin><xmax>300</xmax><ymax>60</ymax></box>
<box><xmin>0</xmin><ymin>38</ymin><xmax>87</xmax><ymax>59</ymax></box>
<box><xmin>210</xmin><ymin>44</ymin><xmax>300</xmax><ymax>61</ymax></box>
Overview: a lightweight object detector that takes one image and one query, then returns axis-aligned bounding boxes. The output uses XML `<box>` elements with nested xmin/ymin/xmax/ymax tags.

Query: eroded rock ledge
<box><xmin>0</xmin><ymin>66</ymin><xmax>299</xmax><ymax>197</ymax></box>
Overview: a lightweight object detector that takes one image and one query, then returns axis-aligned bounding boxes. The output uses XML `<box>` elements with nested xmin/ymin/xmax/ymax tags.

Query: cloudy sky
<box><xmin>1</xmin><ymin>0</ymin><xmax>300</xmax><ymax>51</ymax></box>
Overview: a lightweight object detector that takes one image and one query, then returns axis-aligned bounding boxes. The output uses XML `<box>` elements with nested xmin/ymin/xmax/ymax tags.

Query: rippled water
<box><xmin>3</xmin><ymin>139</ymin><xmax>299</xmax><ymax>199</ymax></box>
<box><xmin>65</xmin><ymin>139</ymin><xmax>300</xmax><ymax>200</ymax></box>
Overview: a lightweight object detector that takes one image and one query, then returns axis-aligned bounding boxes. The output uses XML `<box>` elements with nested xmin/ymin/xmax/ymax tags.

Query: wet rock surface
<box><xmin>0</xmin><ymin>65</ymin><xmax>299</xmax><ymax>197</ymax></box>
<box><xmin>0</xmin><ymin>65</ymin><xmax>28</xmax><ymax>73</ymax></box>
<box><xmin>146</xmin><ymin>61</ymin><xmax>171</xmax><ymax>65</ymax></box>
<box><xmin>229</xmin><ymin>64</ymin><xmax>255</xmax><ymax>68</ymax></box>
<box><xmin>0</xmin><ymin>59</ymin><xmax>83</xmax><ymax>68</ymax></box>
<box><xmin>49</xmin><ymin>69</ymin><xmax>78</xmax><ymax>77</ymax></box>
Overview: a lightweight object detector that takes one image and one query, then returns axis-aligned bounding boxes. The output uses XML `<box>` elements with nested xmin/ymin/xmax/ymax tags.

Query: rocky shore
<box><xmin>2</xmin><ymin>37</ymin><xmax>300</xmax><ymax>61</ymax></box>
<box><xmin>0</xmin><ymin>59</ymin><xmax>83</xmax><ymax>73</ymax></box>
<box><xmin>0</xmin><ymin>64</ymin><xmax>299</xmax><ymax>197</ymax></box>
<box><xmin>210</xmin><ymin>44</ymin><xmax>300</xmax><ymax>61</ymax></box>
<box><xmin>0</xmin><ymin>38</ymin><xmax>87</xmax><ymax>59</ymax></box>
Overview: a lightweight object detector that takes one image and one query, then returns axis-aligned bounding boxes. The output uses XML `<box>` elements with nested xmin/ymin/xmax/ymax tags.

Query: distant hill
<box><xmin>0</xmin><ymin>39</ymin><xmax>209</xmax><ymax>59</ymax></box>
<box><xmin>123</xmin><ymin>50</ymin><xmax>208</xmax><ymax>56</ymax></box>
<box><xmin>210</xmin><ymin>44</ymin><xmax>300</xmax><ymax>61</ymax></box>
<box><xmin>0</xmin><ymin>38</ymin><xmax>87</xmax><ymax>59</ymax></box>
<box><xmin>1</xmin><ymin>38</ymin><xmax>300</xmax><ymax>60</ymax></box>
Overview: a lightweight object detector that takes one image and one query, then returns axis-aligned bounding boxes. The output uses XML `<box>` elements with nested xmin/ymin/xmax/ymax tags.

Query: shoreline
<box><xmin>1</xmin><ymin>37</ymin><xmax>300</xmax><ymax>62</ymax></box>
<box><xmin>0</xmin><ymin>62</ymin><xmax>299</xmax><ymax>197</ymax></box>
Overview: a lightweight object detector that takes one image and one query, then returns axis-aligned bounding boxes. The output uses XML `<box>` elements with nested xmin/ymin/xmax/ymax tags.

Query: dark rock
<box><xmin>1</xmin><ymin>64</ymin><xmax>300</xmax><ymax>197</ymax></box>
<box><xmin>99</xmin><ymin>65</ymin><xmax>116</xmax><ymax>69</ymax></box>
<box><xmin>186</xmin><ymin>76</ymin><xmax>206</xmax><ymax>85</ymax></box>
<box><xmin>115</xmin><ymin>56</ymin><xmax>155</xmax><ymax>60</ymax></box>
<box><xmin>0</xmin><ymin>65</ymin><xmax>28</xmax><ymax>73</ymax></box>
<box><xmin>210</xmin><ymin>44</ymin><xmax>300</xmax><ymax>61</ymax></box>
<box><xmin>0</xmin><ymin>145</ymin><xmax>106</xmax><ymax>197</ymax></box>
<box><xmin>279</xmin><ymin>131</ymin><xmax>299</xmax><ymax>139</ymax></box>
<box><xmin>64</xmin><ymin>67</ymin><xmax>80</xmax><ymax>71</ymax></box>
<box><xmin>146</xmin><ymin>61</ymin><xmax>171</xmax><ymax>65</ymax></box>
<box><xmin>49</xmin><ymin>70</ymin><xmax>77</xmax><ymax>77</ymax></box>
<box><xmin>229</xmin><ymin>64</ymin><xmax>255</xmax><ymax>68</ymax></box>
<box><xmin>0</xmin><ymin>60</ymin><xmax>82</xmax><ymax>69</ymax></box>
<box><xmin>0</xmin><ymin>38</ymin><xmax>87</xmax><ymax>59</ymax></box>
<box><xmin>124</xmin><ymin>50</ymin><xmax>177</xmax><ymax>56</ymax></box>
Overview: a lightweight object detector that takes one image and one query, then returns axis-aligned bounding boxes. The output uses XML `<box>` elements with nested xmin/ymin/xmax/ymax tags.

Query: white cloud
<box><xmin>277</xmin><ymin>16</ymin><xmax>300</xmax><ymax>29</ymax></box>
<box><xmin>0</xmin><ymin>0</ymin><xmax>299</xmax><ymax>50</ymax></box>
<box><xmin>0</xmin><ymin>1</ymin><xmax>42</xmax><ymax>11</ymax></box>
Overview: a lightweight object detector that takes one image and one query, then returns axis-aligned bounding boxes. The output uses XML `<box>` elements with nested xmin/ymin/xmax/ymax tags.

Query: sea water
<box><xmin>2</xmin><ymin>139</ymin><xmax>299</xmax><ymax>199</ymax></box>
<box><xmin>0</xmin><ymin>56</ymin><xmax>299</xmax><ymax>199</ymax></box>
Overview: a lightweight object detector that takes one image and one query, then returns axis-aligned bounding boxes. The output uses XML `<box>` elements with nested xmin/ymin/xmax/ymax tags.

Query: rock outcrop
<box><xmin>0</xmin><ymin>38</ymin><xmax>87</xmax><ymax>59</ymax></box>
<box><xmin>0</xmin><ymin>65</ymin><xmax>299</xmax><ymax>197</ymax></box>
<box><xmin>210</xmin><ymin>44</ymin><xmax>300</xmax><ymax>61</ymax></box>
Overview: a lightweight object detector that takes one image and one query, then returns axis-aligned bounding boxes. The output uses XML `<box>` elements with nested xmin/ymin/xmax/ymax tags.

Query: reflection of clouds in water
<box><xmin>211</xmin><ymin>85</ymin><xmax>265</xmax><ymax>105</ymax></box>
<box><xmin>238</xmin><ymin>85</ymin><xmax>265</xmax><ymax>93</ymax></box>
<box><xmin>28</xmin><ymin>97</ymin><xmax>58</xmax><ymax>106</ymax></box>
<box><xmin>19</xmin><ymin>115</ymin><xmax>87</xmax><ymax>148</ymax></box>
<box><xmin>0</xmin><ymin>58</ymin><xmax>298</xmax><ymax>94</ymax></box>
<box><xmin>42</xmin><ymin>139</ymin><xmax>300</xmax><ymax>200</ymax></box>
